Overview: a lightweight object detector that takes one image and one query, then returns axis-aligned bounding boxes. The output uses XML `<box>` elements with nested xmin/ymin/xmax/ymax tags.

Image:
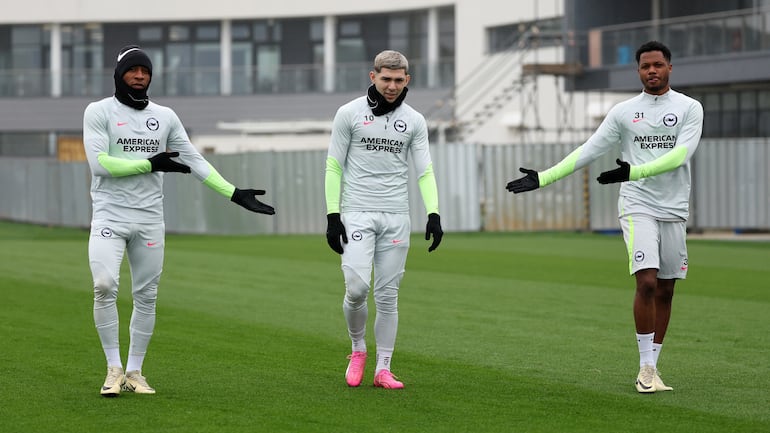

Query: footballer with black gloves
<box><xmin>506</xmin><ymin>41</ymin><xmax>703</xmax><ymax>393</ymax></box>
<box><xmin>83</xmin><ymin>45</ymin><xmax>275</xmax><ymax>397</ymax></box>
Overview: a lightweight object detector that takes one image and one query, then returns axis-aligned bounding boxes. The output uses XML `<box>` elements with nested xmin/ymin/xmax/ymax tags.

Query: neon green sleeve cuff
<box><xmin>538</xmin><ymin>146</ymin><xmax>583</xmax><ymax>187</ymax></box>
<box><xmin>97</xmin><ymin>152</ymin><xmax>151</xmax><ymax>177</ymax></box>
<box><xmin>202</xmin><ymin>163</ymin><xmax>236</xmax><ymax>198</ymax></box>
<box><xmin>325</xmin><ymin>157</ymin><xmax>343</xmax><ymax>214</ymax></box>
<box><xmin>418</xmin><ymin>164</ymin><xmax>439</xmax><ymax>215</ymax></box>
<box><xmin>629</xmin><ymin>146</ymin><xmax>688</xmax><ymax>180</ymax></box>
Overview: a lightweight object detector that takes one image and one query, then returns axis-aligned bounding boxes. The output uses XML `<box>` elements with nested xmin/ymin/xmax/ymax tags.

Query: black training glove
<box><xmin>597</xmin><ymin>159</ymin><xmax>631</xmax><ymax>184</ymax></box>
<box><xmin>230</xmin><ymin>188</ymin><xmax>275</xmax><ymax>215</ymax></box>
<box><xmin>326</xmin><ymin>213</ymin><xmax>347</xmax><ymax>254</ymax></box>
<box><xmin>148</xmin><ymin>152</ymin><xmax>191</xmax><ymax>173</ymax></box>
<box><xmin>506</xmin><ymin>167</ymin><xmax>539</xmax><ymax>193</ymax></box>
<box><xmin>425</xmin><ymin>213</ymin><xmax>443</xmax><ymax>252</ymax></box>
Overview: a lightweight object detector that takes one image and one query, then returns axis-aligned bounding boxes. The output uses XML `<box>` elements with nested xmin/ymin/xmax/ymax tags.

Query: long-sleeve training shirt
<box><xmin>83</xmin><ymin>96</ymin><xmax>235</xmax><ymax>223</ymax></box>
<box><xmin>325</xmin><ymin>95</ymin><xmax>439</xmax><ymax>215</ymax></box>
<box><xmin>537</xmin><ymin>89</ymin><xmax>703</xmax><ymax>221</ymax></box>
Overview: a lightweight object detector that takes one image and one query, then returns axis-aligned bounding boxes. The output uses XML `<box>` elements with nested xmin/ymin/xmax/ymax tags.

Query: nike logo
<box><xmin>117</xmin><ymin>122</ymin><xmax>128</xmax><ymax>126</ymax></box>
<box><xmin>391</xmin><ymin>239</ymin><xmax>402</xmax><ymax>244</ymax></box>
<box><xmin>363</xmin><ymin>121</ymin><xmax>374</xmax><ymax>125</ymax></box>
<box><xmin>632</xmin><ymin>118</ymin><xmax>643</xmax><ymax>123</ymax></box>
<box><xmin>636</xmin><ymin>379</ymin><xmax>653</xmax><ymax>390</ymax></box>
<box><xmin>147</xmin><ymin>242</ymin><xmax>158</xmax><ymax>247</ymax></box>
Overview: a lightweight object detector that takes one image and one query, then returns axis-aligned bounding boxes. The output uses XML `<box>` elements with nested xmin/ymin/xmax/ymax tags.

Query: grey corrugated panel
<box><xmin>588</xmin><ymin>151</ymin><xmax>622</xmax><ymax>231</ymax></box>
<box><xmin>164</xmin><ymin>153</ymin><xmax>278</xmax><ymax>235</ymax></box>
<box><xmin>481</xmin><ymin>142</ymin><xmax>587</xmax><ymax>231</ymax></box>
<box><xmin>428</xmin><ymin>142</ymin><xmax>480</xmax><ymax>232</ymax></box>
<box><xmin>3</xmin><ymin>138</ymin><xmax>769</xmax><ymax>233</ymax></box>
<box><xmin>57</xmin><ymin>162</ymin><xmax>92</xmax><ymax>227</ymax></box>
<box><xmin>694</xmin><ymin>138</ymin><xmax>770</xmax><ymax>230</ymax></box>
<box><xmin>270</xmin><ymin>149</ymin><xmax>327</xmax><ymax>235</ymax></box>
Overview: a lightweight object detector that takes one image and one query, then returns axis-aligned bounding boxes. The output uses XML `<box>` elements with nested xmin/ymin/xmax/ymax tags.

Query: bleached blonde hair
<box><xmin>373</xmin><ymin>50</ymin><xmax>409</xmax><ymax>73</ymax></box>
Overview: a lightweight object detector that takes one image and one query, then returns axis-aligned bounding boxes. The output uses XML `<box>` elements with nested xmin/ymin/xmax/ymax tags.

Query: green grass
<box><xmin>0</xmin><ymin>221</ymin><xmax>768</xmax><ymax>433</ymax></box>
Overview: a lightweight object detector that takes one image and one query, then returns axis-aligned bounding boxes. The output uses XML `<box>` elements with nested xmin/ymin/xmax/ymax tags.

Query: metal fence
<box><xmin>1</xmin><ymin>138</ymin><xmax>767</xmax><ymax>234</ymax></box>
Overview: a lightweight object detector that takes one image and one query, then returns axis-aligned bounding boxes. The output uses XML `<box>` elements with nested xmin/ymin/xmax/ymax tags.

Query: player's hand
<box><xmin>597</xmin><ymin>159</ymin><xmax>631</xmax><ymax>184</ymax></box>
<box><xmin>148</xmin><ymin>152</ymin><xmax>191</xmax><ymax>173</ymax></box>
<box><xmin>326</xmin><ymin>213</ymin><xmax>347</xmax><ymax>254</ymax></box>
<box><xmin>506</xmin><ymin>167</ymin><xmax>539</xmax><ymax>193</ymax></box>
<box><xmin>425</xmin><ymin>213</ymin><xmax>443</xmax><ymax>252</ymax></box>
<box><xmin>230</xmin><ymin>188</ymin><xmax>275</xmax><ymax>215</ymax></box>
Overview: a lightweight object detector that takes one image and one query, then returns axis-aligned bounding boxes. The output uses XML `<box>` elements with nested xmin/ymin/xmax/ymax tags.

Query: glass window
<box><xmin>738</xmin><ymin>91</ymin><xmax>757</xmax><ymax>137</ymax></box>
<box><xmin>310</xmin><ymin>19</ymin><xmax>324</xmax><ymax>42</ymax></box>
<box><xmin>232</xmin><ymin>24</ymin><xmax>250</xmax><ymax>40</ymax></box>
<box><xmin>138</xmin><ymin>26</ymin><xmax>162</xmax><ymax>41</ymax></box>
<box><xmin>722</xmin><ymin>92</ymin><xmax>739</xmax><ymax>136</ymax></box>
<box><xmin>339</xmin><ymin>20</ymin><xmax>361</xmax><ymax>37</ymax></box>
<box><xmin>194</xmin><ymin>42</ymin><xmax>220</xmax><ymax>95</ymax></box>
<box><xmin>702</xmin><ymin>93</ymin><xmax>721</xmax><ymax>137</ymax></box>
<box><xmin>253</xmin><ymin>22</ymin><xmax>268</xmax><ymax>42</ymax></box>
<box><xmin>196</xmin><ymin>25</ymin><xmax>219</xmax><ymax>41</ymax></box>
<box><xmin>169</xmin><ymin>25</ymin><xmax>190</xmax><ymax>41</ymax></box>
<box><xmin>61</xmin><ymin>23</ymin><xmax>103</xmax><ymax>97</ymax></box>
<box><xmin>758</xmin><ymin>90</ymin><xmax>770</xmax><ymax>137</ymax></box>
<box><xmin>487</xmin><ymin>16</ymin><xmax>563</xmax><ymax>54</ymax></box>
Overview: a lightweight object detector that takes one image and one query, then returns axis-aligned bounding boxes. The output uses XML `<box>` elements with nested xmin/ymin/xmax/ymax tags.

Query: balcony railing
<box><xmin>587</xmin><ymin>6</ymin><xmax>770</xmax><ymax>67</ymax></box>
<box><xmin>0</xmin><ymin>58</ymin><xmax>455</xmax><ymax>98</ymax></box>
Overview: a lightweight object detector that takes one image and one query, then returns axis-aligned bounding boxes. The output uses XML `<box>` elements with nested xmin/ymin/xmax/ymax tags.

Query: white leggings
<box><xmin>89</xmin><ymin>221</ymin><xmax>164</xmax><ymax>359</ymax></box>
<box><xmin>339</xmin><ymin>212</ymin><xmax>410</xmax><ymax>355</ymax></box>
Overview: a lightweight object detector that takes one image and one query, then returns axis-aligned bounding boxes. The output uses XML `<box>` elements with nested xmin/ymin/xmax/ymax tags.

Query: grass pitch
<box><xmin>0</xmin><ymin>221</ymin><xmax>768</xmax><ymax>433</ymax></box>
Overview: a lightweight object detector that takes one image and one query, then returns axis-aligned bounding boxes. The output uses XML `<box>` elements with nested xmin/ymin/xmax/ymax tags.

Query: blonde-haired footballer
<box><xmin>325</xmin><ymin>50</ymin><xmax>443</xmax><ymax>389</ymax></box>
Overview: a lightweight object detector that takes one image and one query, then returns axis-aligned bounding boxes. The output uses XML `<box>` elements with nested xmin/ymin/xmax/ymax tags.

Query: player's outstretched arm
<box><xmin>506</xmin><ymin>167</ymin><xmax>540</xmax><ymax>193</ymax></box>
<box><xmin>230</xmin><ymin>188</ymin><xmax>275</xmax><ymax>215</ymax></box>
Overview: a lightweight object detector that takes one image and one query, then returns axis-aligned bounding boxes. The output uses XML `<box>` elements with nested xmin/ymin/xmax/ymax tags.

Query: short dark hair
<box><xmin>635</xmin><ymin>41</ymin><xmax>671</xmax><ymax>64</ymax></box>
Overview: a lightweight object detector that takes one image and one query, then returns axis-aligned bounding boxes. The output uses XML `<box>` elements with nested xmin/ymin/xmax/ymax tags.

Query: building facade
<box><xmin>0</xmin><ymin>0</ymin><xmax>768</xmax><ymax>158</ymax></box>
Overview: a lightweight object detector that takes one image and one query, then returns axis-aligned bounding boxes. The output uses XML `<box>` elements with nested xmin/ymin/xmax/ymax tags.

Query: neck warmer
<box><xmin>367</xmin><ymin>84</ymin><xmax>408</xmax><ymax>116</ymax></box>
<box><xmin>113</xmin><ymin>46</ymin><xmax>153</xmax><ymax>110</ymax></box>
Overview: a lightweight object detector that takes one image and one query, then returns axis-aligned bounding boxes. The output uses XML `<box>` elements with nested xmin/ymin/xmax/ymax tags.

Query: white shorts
<box><xmin>619</xmin><ymin>214</ymin><xmax>688</xmax><ymax>279</ymax></box>
<box><xmin>340</xmin><ymin>211</ymin><xmax>411</xmax><ymax>287</ymax></box>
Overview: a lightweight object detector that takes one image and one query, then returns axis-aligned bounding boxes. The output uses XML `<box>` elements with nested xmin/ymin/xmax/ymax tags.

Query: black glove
<box><xmin>425</xmin><ymin>213</ymin><xmax>443</xmax><ymax>252</ymax></box>
<box><xmin>148</xmin><ymin>152</ymin><xmax>191</xmax><ymax>173</ymax></box>
<box><xmin>597</xmin><ymin>159</ymin><xmax>631</xmax><ymax>184</ymax></box>
<box><xmin>506</xmin><ymin>167</ymin><xmax>539</xmax><ymax>193</ymax></box>
<box><xmin>230</xmin><ymin>188</ymin><xmax>275</xmax><ymax>215</ymax></box>
<box><xmin>326</xmin><ymin>213</ymin><xmax>347</xmax><ymax>254</ymax></box>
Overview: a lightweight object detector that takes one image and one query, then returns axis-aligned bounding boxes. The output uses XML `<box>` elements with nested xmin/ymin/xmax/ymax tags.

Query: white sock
<box><xmin>351</xmin><ymin>339</ymin><xmax>367</xmax><ymax>353</ymax></box>
<box><xmin>105</xmin><ymin>348</ymin><xmax>122</xmax><ymax>369</ymax></box>
<box><xmin>636</xmin><ymin>332</ymin><xmax>655</xmax><ymax>367</ymax></box>
<box><xmin>375</xmin><ymin>350</ymin><xmax>393</xmax><ymax>373</ymax></box>
<box><xmin>126</xmin><ymin>354</ymin><xmax>145</xmax><ymax>373</ymax></box>
<box><xmin>652</xmin><ymin>343</ymin><xmax>663</xmax><ymax>368</ymax></box>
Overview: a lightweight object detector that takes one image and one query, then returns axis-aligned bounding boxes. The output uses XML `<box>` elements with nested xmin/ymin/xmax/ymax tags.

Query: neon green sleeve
<box><xmin>325</xmin><ymin>156</ymin><xmax>343</xmax><ymax>214</ymax></box>
<box><xmin>629</xmin><ymin>146</ymin><xmax>688</xmax><ymax>180</ymax></box>
<box><xmin>201</xmin><ymin>163</ymin><xmax>236</xmax><ymax>198</ymax></box>
<box><xmin>537</xmin><ymin>146</ymin><xmax>584</xmax><ymax>187</ymax></box>
<box><xmin>418</xmin><ymin>163</ymin><xmax>439</xmax><ymax>215</ymax></box>
<box><xmin>96</xmin><ymin>152</ymin><xmax>151</xmax><ymax>177</ymax></box>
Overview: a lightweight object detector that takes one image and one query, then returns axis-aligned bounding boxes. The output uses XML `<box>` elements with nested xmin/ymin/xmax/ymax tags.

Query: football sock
<box><xmin>126</xmin><ymin>354</ymin><xmax>145</xmax><ymax>373</ymax></box>
<box><xmin>351</xmin><ymin>339</ymin><xmax>367</xmax><ymax>353</ymax></box>
<box><xmin>105</xmin><ymin>348</ymin><xmax>122</xmax><ymax>368</ymax></box>
<box><xmin>652</xmin><ymin>342</ymin><xmax>663</xmax><ymax>368</ymax></box>
<box><xmin>375</xmin><ymin>350</ymin><xmax>393</xmax><ymax>373</ymax></box>
<box><xmin>636</xmin><ymin>332</ymin><xmax>655</xmax><ymax>367</ymax></box>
